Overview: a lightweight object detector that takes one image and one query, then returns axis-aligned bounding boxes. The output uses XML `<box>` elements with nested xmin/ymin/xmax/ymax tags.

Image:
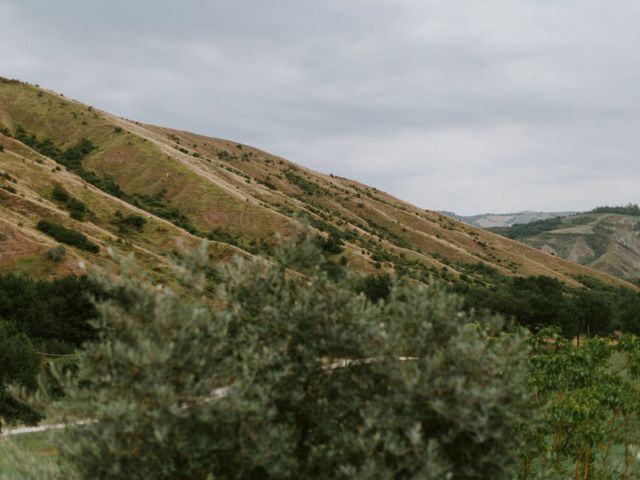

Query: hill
<box><xmin>444</xmin><ymin>210</ymin><xmax>573</xmax><ymax>229</ymax></box>
<box><xmin>0</xmin><ymin>77</ymin><xmax>632</xmax><ymax>290</ymax></box>
<box><xmin>490</xmin><ymin>211</ymin><xmax>640</xmax><ymax>284</ymax></box>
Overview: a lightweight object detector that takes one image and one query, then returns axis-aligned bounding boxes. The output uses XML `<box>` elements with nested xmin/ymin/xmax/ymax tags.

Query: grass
<box><xmin>0</xmin><ymin>79</ymin><xmax>635</xmax><ymax>290</ymax></box>
<box><xmin>0</xmin><ymin>431</ymin><xmax>61</xmax><ymax>479</ymax></box>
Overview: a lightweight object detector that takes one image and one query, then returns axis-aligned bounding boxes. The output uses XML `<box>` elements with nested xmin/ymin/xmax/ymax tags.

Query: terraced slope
<box><xmin>0</xmin><ymin>78</ymin><xmax>632</xmax><ymax>289</ymax></box>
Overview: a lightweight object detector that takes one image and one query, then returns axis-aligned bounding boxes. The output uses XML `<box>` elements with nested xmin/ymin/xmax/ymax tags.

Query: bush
<box><xmin>52</xmin><ymin>185</ymin><xmax>70</xmax><ymax>202</ymax></box>
<box><xmin>36</xmin><ymin>220</ymin><xmax>99</xmax><ymax>253</ymax></box>
<box><xmin>47</xmin><ymin>238</ymin><xmax>532</xmax><ymax>479</ymax></box>
<box><xmin>46</xmin><ymin>245</ymin><xmax>67</xmax><ymax>262</ymax></box>
<box><xmin>51</xmin><ymin>185</ymin><xmax>88</xmax><ymax>221</ymax></box>
<box><xmin>111</xmin><ymin>211</ymin><xmax>146</xmax><ymax>233</ymax></box>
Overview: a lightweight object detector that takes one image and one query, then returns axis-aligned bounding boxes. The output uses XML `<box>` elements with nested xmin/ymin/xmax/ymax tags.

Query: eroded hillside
<box><xmin>493</xmin><ymin>213</ymin><xmax>640</xmax><ymax>283</ymax></box>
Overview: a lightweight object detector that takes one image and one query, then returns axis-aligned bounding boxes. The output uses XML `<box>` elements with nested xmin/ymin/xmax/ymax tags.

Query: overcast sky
<box><xmin>2</xmin><ymin>0</ymin><xmax>640</xmax><ymax>215</ymax></box>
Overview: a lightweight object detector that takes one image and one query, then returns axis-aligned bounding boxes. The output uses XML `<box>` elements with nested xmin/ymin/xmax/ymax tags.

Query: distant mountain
<box><xmin>489</xmin><ymin>208</ymin><xmax>640</xmax><ymax>283</ymax></box>
<box><xmin>443</xmin><ymin>211</ymin><xmax>573</xmax><ymax>229</ymax></box>
<box><xmin>0</xmin><ymin>77</ymin><xmax>630</xmax><ymax>289</ymax></box>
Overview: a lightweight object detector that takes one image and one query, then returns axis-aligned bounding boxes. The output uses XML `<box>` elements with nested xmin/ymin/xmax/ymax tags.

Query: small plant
<box><xmin>46</xmin><ymin>245</ymin><xmax>67</xmax><ymax>262</ymax></box>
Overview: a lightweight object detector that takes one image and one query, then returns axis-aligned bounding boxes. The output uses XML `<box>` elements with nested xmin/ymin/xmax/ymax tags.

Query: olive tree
<box><xmin>32</xmin><ymin>239</ymin><xmax>532</xmax><ymax>479</ymax></box>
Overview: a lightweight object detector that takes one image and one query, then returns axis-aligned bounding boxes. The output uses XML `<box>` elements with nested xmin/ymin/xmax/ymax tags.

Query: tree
<box><xmin>32</xmin><ymin>238</ymin><xmax>533</xmax><ymax>479</ymax></box>
<box><xmin>523</xmin><ymin>330</ymin><xmax>640</xmax><ymax>479</ymax></box>
<box><xmin>0</xmin><ymin>321</ymin><xmax>40</xmax><ymax>424</ymax></box>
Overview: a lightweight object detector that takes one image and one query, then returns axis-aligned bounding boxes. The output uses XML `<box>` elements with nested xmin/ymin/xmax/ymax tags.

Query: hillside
<box><xmin>490</xmin><ymin>212</ymin><xmax>640</xmax><ymax>283</ymax></box>
<box><xmin>0</xmin><ymin>78</ymin><xmax>632</xmax><ymax>289</ymax></box>
<box><xmin>444</xmin><ymin>210</ymin><xmax>573</xmax><ymax>229</ymax></box>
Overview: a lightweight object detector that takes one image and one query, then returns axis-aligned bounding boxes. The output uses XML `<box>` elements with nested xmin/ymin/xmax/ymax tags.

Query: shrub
<box><xmin>1</xmin><ymin>172</ymin><xmax>17</xmax><ymax>183</ymax></box>
<box><xmin>111</xmin><ymin>211</ymin><xmax>146</xmax><ymax>234</ymax></box>
<box><xmin>46</xmin><ymin>245</ymin><xmax>67</xmax><ymax>262</ymax></box>
<box><xmin>52</xmin><ymin>185</ymin><xmax>70</xmax><ymax>202</ymax></box>
<box><xmin>36</xmin><ymin>220</ymin><xmax>99</xmax><ymax>254</ymax></box>
<box><xmin>317</xmin><ymin>231</ymin><xmax>343</xmax><ymax>254</ymax></box>
<box><xmin>284</xmin><ymin>170</ymin><xmax>324</xmax><ymax>195</ymax></box>
<box><xmin>52</xmin><ymin>186</ymin><xmax>87</xmax><ymax>221</ymax></box>
<box><xmin>46</xmin><ymin>238</ymin><xmax>532</xmax><ymax>479</ymax></box>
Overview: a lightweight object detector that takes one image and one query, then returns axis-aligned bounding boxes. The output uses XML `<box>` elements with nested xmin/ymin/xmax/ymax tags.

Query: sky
<box><xmin>2</xmin><ymin>0</ymin><xmax>640</xmax><ymax>215</ymax></box>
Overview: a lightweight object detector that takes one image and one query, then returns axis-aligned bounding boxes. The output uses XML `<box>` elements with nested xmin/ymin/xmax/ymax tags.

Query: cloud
<box><xmin>2</xmin><ymin>0</ymin><xmax>640</xmax><ymax>214</ymax></box>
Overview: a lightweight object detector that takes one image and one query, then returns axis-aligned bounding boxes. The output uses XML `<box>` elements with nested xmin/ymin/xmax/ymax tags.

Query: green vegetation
<box><xmin>486</xmin><ymin>208</ymin><xmax>640</xmax><ymax>283</ymax></box>
<box><xmin>51</xmin><ymin>185</ymin><xmax>88</xmax><ymax>221</ymax></box>
<box><xmin>0</xmin><ymin>171</ymin><xmax>18</xmax><ymax>193</ymax></box>
<box><xmin>10</xmin><ymin>125</ymin><xmax>127</xmax><ymax>200</ymax></box>
<box><xmin>0</xmin><ymin>274</ymin><xmax>98</xmax><ymax>424</ymax></box>
<box><xmin>10</xmin><ymin>126</ymin><xmax>197</xmax><ymax>234</ymax></box>
<box><xmin>6</xmin><ymin>84</ymin><xmax>640</xmax><ymax>478</ymax></box>
<box><xmin>523</xmin><ymin>331</ymin><xmax>640</xmax><ymax>478</ymax></box>
<box><xmin>206</xmin><ymin>227</ymin><xmax>274</xmax><ymax>256</ymax></box>
<box><xmin>110</xmin><ymin>211</ymin><xmax>146</xmax><ymax>234</ymax></box>
<box><xmin>488</xmin><ymin>216</ymin><xmax>568</xmax><ymax>239</ymax></box>
<box><xmin>0</xmin><ymin>321</ymin><xmax>40</xmax><ymax>425</ymax></box>
<box><xmin>589</xmin><ymin>203</ymin><xmax>640</xmax><ymax>216</ymax></box>
<box><xmin>5</xmin><ymin>241</ymin><xmax>640</xmax><ymax>478</ymax></box>
<box><xmin>14</xmin><ymin>126</ymin><xmax>95</xmax><ymax>172</ymax></box>
<box><xmin>284</xmin><ymin>170</ymin><xmax>325</xmax><ymax>196</ymax></box>
<box><xmin>36</xmin><ymin>220</ymin><xmax>99</xmax><ymax>254</ymax></box>
<box><xmin>490</xmin><ymin>205</ymin><xmax>640</xmax><ymax>241</ymax></box>
<box><xmin>256</xmin><ymin>177</ymin><xmax>278</xmax><ymax>190</ymax></box>
<box><xmin>128</xmin><ymin>190</ymin><xmax>196</xmax><ymax>233</ymax></box>
<box><xmin>488</xmin><ymin>214</ymin><xmax>601</xmax><ymax>239</ymax></box>
<box><xmin>27</xmin><ymin>239</ymin><xmax>531</xmax><ymax>479</ymax></box>
<box><xmin>0</xmin><ymin>431</ymin><xmax>61</xmax><ymax>479</ymax></box>
<box><xmin>454</xmin><ymin>265</ymin><xmax>640</xmax><ymax>338</ymax></box>
<box><xmin>45</xmin><ymin>245</ymin><xmax>66</xmax><ymax>262</ymax></box>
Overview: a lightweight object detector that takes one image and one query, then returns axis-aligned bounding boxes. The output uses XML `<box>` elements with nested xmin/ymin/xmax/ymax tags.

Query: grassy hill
<box><xmin>0</xmin><ymin>77</ymin><xmax>632</xmax><ymax>290</ymax></box>
<box><xmin>490</xmin><ymin>211</ymin><xmax>640</xmax><ymax>284</ymax></box>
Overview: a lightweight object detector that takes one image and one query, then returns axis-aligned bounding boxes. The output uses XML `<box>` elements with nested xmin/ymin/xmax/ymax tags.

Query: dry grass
<box><xmin>0</xmin><ymin>80</ymin><xmax>634</xmax><ymax>290</ymax></box>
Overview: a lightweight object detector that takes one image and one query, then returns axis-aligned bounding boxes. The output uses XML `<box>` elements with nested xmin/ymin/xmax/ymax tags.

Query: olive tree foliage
<box><xmin>30</xmin><ymin>238</ymin><xmax>532</xmax><ymax>479</ymax></box>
